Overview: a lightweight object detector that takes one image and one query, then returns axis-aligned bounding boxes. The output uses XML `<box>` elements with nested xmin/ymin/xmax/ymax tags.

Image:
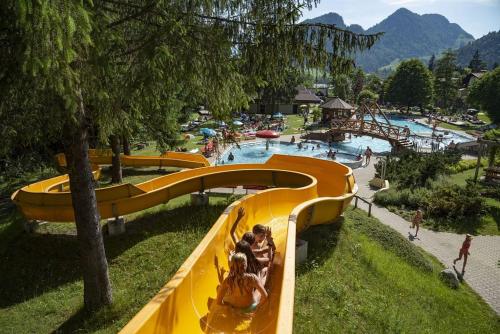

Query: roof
<box><xmin>198</xmin><ymin>109</ymin><xmax>211</xmax><ymax>115</ymax></box>
<box><xmin>320</xmin><ymin>97</ymin><xmax>353</xmax><ymax>110</ymax></box>
<box><xmin>471</xmin><ymin>71</ymin><xmax>487</xmax><ymax>79</ymax></box>
<box><xmin>294</xmin><ymin>86</ymin><xmax>322</xmax><ymax>103</ymax></box>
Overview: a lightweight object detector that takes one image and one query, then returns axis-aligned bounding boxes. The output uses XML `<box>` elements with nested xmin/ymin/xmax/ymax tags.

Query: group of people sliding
<box><xmin>215</xmin><ymin>208</ymin><xmax>276</xmax><ymax>313</ymax></box>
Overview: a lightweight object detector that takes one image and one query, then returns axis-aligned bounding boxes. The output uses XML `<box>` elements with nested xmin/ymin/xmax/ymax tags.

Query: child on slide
<box><xmin>216</xmin><ymin>253</ymin><xmax>268</xmax><ymax>313</ymax></box>
<box><xmin>235</xmin><ymin>240</ymin><xmax>269</xmax><ymax>285</ymax></box>
<box><xmin>230</xmin><ymin>208</ymin><xmax>275</xmax><ymax>271</ymax></box>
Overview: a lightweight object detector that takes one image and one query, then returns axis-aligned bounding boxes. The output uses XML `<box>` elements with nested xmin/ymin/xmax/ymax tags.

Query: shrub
<box><xmin>374</xmin><ymin>187</ymin><xmax>430</xmax><ymax>210</ymax></box>
<box><xmin>376</xmin><ymin>150</ymin><xmax>461</xmax><ymax>188</ymax></box>
<box><xmin>425</xmin><ymin>183</ymin><xmax>483</xmax><ymax>219</ymax></box>
<box><xmin>446</xmin><ymin>159</ymin><xmax>486</xmax><ymax>174</ymax></box>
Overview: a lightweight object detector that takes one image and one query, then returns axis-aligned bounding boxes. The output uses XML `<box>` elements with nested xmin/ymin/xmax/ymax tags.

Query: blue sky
<box><xmin>301</xmin><ymin>0</ymin><xmax>500</xmax><ymax>38</ymax></box>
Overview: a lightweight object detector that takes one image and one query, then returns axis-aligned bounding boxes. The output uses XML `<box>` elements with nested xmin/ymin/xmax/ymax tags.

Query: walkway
<box><xmin>353</xmin><ymin>161</ymin><xmax>500</xmax><ymax>315</ymax></box>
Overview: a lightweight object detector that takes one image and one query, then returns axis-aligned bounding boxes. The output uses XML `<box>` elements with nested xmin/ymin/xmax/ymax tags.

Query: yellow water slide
<box><xmin>11</xmin><ymin>153</ymin><xmax>356</xmax><ymax>333</ymax></box>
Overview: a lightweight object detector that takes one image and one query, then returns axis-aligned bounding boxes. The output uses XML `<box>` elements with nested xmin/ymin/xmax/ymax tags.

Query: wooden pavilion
<box><xmin>320</xmin><ymin>97</ymin><xmax>354</xmax><ymax>123</ymax></box>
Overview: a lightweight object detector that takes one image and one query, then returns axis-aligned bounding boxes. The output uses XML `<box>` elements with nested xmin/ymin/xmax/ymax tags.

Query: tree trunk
<box><xmin>489</xmin><ymin>146</ymin><xmax>497</xmax><ymax>168</ymax></box>
<box><xmin>122</xmin><ymin>136</ymin><xmax>131</xmax><ymax>156</ymax></box>
<box><xmin>64</xmin><ymin>101</ymin><xmax>113</xmax><ymax>311</ymax></box>
<box><xmin>110</xmin><ymin>135</ymin><xmax>122</xmax><ymax>184</ymax></box>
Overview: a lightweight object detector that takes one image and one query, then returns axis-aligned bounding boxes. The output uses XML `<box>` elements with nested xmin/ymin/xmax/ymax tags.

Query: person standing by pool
<box><xmin>228</xmin><ymin>152</ymin><xmax>234</xmax><ymax>161</ymax></box>
<box><xmin>454</xmin><ymin>234</ymin><xmax>473</xmax><ymax>275</ymax></box>
<box><xmin>364</xmin><ymin>146</ymin><xmax>373</xmax><ymax>164</ymax></box>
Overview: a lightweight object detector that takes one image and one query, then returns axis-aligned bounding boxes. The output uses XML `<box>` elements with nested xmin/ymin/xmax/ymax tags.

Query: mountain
<box><xmin>303</xmin><ymin>8</ymin><xmax>475</xmax><ymax>72</ymax></box>
<box><xmin>456</xmin><ymin>31</ymin><xmax>500</xmax><ymax>69</ymax></box>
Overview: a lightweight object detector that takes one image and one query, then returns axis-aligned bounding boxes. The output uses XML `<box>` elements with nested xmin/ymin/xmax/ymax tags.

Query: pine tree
<box><xmin>469</xmin><ymin>50</ymin><xmax>487</xmax><ymax>72</ymax></box>
<box><xmin>434</xmin><ymin>50</ymin><xmax>459</xmax><ymax>110</ymax></box>
<box><xmin>428</xmin><ymin>54</ymin><xmax>436</xmax><ymax>72</ymax></box>
<box><xmin>2</xmin><ymin>0</ymin><xmax>381</xmax><ymax>311</ymax></box>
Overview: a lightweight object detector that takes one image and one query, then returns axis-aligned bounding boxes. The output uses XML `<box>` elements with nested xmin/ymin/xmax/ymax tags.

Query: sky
<box><xmin>301</xmin><ymin>0</ymin><xmax>500</xmax><ymax>38</ymax></box>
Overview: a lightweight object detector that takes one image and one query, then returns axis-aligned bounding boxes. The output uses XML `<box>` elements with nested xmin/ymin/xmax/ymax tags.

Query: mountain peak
<box><xmin>303</xmin><ymin>9</ymin><xmax>475</xmax><ymax>72</ymax></box>
<box><xmin>302</xmin><ymin>12</ymin><xmax>346</xmax><ymax>28</ymax></box>
<box><xmin>393</xmin><ymin>7</ymin><xmax>414</xmax><ymax>15</ymax></box>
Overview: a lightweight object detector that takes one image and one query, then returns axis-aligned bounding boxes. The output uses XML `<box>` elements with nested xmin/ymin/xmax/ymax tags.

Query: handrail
<box><xmin>353</xmin><ymin>195</ymin><xmax>372</xmax><ymax>217</ymax></box>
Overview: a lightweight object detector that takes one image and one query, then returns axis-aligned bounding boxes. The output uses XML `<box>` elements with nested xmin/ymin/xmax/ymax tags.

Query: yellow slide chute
<box><xmin>11</xmin><ymin>152</ymin><xmax>356</xmax><ymax>333</ymax></box>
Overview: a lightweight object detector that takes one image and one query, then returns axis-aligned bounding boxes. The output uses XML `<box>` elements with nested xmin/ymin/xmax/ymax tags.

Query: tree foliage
<box><xmin>469</xmin><ymin>50</ymin><xmax>487</xmax><ymax>72</ymax></box>
<box><xmin>434</xmin><ymin>50</ymin><xmax>458</xmax><ymax>110</ymax></box>
<box><xmin>468</xmin><ymin>67</ymin><xmax>500</xmax><ymax>124</ymax></box>
<box><xmin>384</xmin><ymin>59</ymin><xmax>433</xmax><ymax>109</ymax></box>
<box><xmin>330</xmin><ymin>74</ymin><xmax>352</xmax><ymax>101</ymax></box>
<box><xmin>1</xmin><ymin>0</ymin><xmax>382</xmax><ymax>311</ymax></box>
<box><xmin>357</xmin><ymin>89</ymin><xmax>378</xmax><ymax>104</ymax></box>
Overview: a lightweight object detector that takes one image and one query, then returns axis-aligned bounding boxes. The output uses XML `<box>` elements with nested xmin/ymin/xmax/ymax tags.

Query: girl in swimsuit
<box><xmin>216</xmin><ymin>253</ymin><xmax>268</xmax><ymax>312</ymax></box>
<box><xmin>453</xmin><ymin>234</ymin><xmax>472</xmax><ymax>274</ymax></box>
<box><xmin>235</xmin><ymin>240</ymin><xmax>269</xmax><ymax>285</ymax></box>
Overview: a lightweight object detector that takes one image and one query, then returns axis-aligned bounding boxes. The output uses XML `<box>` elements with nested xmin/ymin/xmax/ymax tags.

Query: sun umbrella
<box><xmin>233</xmin><ymin>120</ymin><xmax>243</xmax><ymax>126</ymax></box>
<box><xmin>256</xmin><ymin>130</ymin><xmax>280</xmax><ymax>139</ymax></box>
<box><xmin>200</xmin><ymin>128</ymin><xmax>217</xmax><ymax>137</ymax></box>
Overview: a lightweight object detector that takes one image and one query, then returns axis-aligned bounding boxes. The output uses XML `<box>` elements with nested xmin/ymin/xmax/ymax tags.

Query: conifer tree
<box><xmin>428</xmin><ymin>54</ymin><xmax>436</xmax><ymax>72</ymax></box>
<box><xmin>469</xmin><ymin>50</ymin><xmax>487</xmax><ymax>72</ymax></box>
<box><xmin>1</xmin><ymin>0</ymin><xmax>381</xmax><ymax>311</ymax></box>
<box><xmin>434</xmin><ymin>50</ymin><xmax>458</xmax><ymax>110</ymax></box>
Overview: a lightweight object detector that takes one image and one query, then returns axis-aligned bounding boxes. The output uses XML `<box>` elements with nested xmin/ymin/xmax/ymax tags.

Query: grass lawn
<box><xmin>478</xmin><ymin>112</ymin><xmax>492</xmax><ymax>124</ymax></box>
<box><xmin>0</xmin><ymin>188</ymin><xmax>237</xmax><ymax>333</ymax></box>
<box><xmin>1</xmin><ymin>166</ymin><xmax>498</xmax><ymax>334</ymax></box>
<box><xmin>282</xmin><ymin>114</ymin><xmax>305</xmax><ymax>135</ymax></box>
<box><xmin>295</xmin><ymin>208</ymin><xmax>499</xmax><ymax>333</ymax></box>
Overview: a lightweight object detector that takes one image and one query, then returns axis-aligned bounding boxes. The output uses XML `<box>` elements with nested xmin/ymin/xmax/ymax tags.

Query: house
<box><xmin>248</xmin><ymin>86</ymin><xmax>322</xmax><ymax>114</ymax></box>
<box><xmin>463</xmin><ymin>71</ymin><xmax>487</xmax><ymax>88</ymax></box>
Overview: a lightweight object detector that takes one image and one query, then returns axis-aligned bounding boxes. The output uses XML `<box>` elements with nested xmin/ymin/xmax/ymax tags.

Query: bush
<box><xmin>376</xmin><ymin>150</ymin><xmax>461</xmax><ymax>188</ymax></box>
<box><xmin>446</xmin><ymin>159</ymin><xmax>487</xmax><ymax>174</ymax></box>
<box><xmin>374</xmin><ymin>187</ymin><xmax>429</xmax><ymax>209</ymax></box>
<box><xmin>425</xmin><ymin>183</ymin><xmax>483</xmax><ymax>219</ymax></box>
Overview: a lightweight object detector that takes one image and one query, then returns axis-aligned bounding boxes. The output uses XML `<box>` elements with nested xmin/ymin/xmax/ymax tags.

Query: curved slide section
<box><xmin>11</xmin><ymin>154</ymin><xmax>356</xmax><ymax>333</ymax></box>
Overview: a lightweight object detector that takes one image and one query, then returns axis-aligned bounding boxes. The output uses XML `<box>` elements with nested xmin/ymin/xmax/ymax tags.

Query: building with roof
<box><xmin>249</xmin><ymin>86</ymin><xmax>323</xmax><ymax>114</ymax></box>
<box><xmin>320</xmin><ymin>97</ymin><xmax>354</xmax><ymax>123</ymax></box>
<box><xmin>463</xmin><ymin>71</ymin><xmax>487</xmax><ymax>88</ymax></box>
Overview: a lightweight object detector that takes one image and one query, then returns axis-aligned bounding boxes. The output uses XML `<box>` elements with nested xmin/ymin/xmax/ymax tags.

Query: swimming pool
<box><xmin>219</xmin><ymin>141</ymin><xmax>362</xmax><ymax>165</ymax></box>
<box><xmin>218</xmin><ymin>115</ymin><xmax>473</xmax><ymax>165</ymax></box>
<box><xmin>369</xmin><ymin>115</ymin><xmax>472</xmax><ymax>150</ymax></box>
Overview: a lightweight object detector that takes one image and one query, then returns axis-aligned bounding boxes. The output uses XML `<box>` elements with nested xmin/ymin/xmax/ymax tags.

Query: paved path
<box><xmin>353</xmin><ymin>161</ymin><xmax>500</xmax><ymax>314</ymax></box>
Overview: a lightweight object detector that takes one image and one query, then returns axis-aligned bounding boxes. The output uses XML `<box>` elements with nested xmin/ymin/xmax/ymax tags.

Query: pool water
<box><xmin>370</xmin><ymin>115</ymin><xmax>471</xmax><ymax>150</ymax></box>
<box><xmin>218</xmin><ymin>115</ymin><xmax>473</xmax><ymax>165</ymax></box>
<box><xmin>219</xmin><ymin>141</ymin><xmax>361</xmax><ymax>165</ymax></box>
<box><xmin>368</xmin><ymin>115</ymin><xmax>432</xmax><ymax>134</ymax></box>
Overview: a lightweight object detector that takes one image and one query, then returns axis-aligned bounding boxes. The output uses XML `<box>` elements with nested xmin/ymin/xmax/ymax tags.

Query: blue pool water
<box><xmin>219</xmin><ymin>141</ymin><xmax>361</xmax><ymax>165</ymax></box>
<box><xmin>368</xmin><ymin>115</ymin><xmax>432</xmax><ymax>134</ymax></box>
<box><xmin>218</xmin><ymin>116</ymin><xmax>472</xmax><ymax>165</ymax></box>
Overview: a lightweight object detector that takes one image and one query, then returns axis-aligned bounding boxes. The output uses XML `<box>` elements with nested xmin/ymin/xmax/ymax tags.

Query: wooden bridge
<box><xmin>328</xmin><ymin>103</ymin><xmax>414</xmax><ymax>149</ymax></box>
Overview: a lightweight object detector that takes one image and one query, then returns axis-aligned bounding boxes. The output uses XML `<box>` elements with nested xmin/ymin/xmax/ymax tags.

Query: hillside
<box><xmin>456</xmin><ymin>31</ymin><xmax>500</xmax><ymax>69</ymax></box>
<box><xmin>303</xmin><ymin>8</ymin><xmax>474</xmax><ymax>72</ymax></box>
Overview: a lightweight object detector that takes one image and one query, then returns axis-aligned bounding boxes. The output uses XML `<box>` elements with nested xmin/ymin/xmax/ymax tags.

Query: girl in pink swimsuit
<box><xmin>453</xmin><ymin>234</ymin><xmax>472</xmax><ymax>274</ymax></box>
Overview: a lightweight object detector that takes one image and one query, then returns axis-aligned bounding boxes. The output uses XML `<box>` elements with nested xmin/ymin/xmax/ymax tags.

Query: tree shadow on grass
<box><xmin>295</xmin><ymin>217</ymin><xmax>344</xmax><ymax>275</ymax></box>
<box><xmin>0</xmin><ymin>201</ymin><xmax>228</xmax><ymax>309</ymax></box>
<box><xmin>97</xmin><ymin>167</ymin><xmax>180</xmax><ymax>186</ymax></box>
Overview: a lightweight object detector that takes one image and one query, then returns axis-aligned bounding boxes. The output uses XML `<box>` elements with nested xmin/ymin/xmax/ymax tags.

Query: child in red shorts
<box><xmin>453</xmin><ymin>234</ymin><xmax>472</xmax><ymax>275</ymax></box>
